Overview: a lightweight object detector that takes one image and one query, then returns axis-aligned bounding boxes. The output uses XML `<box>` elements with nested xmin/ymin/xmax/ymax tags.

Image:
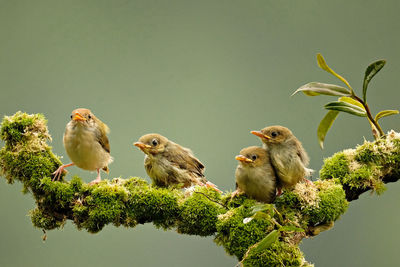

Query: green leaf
<box><xmin>292</xmin><ymin>82</ymin><xmax>351</xmax><ymax>97</ymax></box>
<box><xmin>325</xmin><ymin>101</ymin><xmax>367</xmax><ymax>117</ymax></box>
<box><xmin>338</xmin><ymin>96</ymin><xmax>365</xmax><ymax>110</ymax></box>
<box><xmin>252</xmin><ymin>230</ymin><xmax>280</xmax><ymax>254</ymax></box>
<box><xmin>279</xmin><ymin>226</ymin><xmax>305</xmax><ymax>232</ymax></box>
<box><xmin>317</xmin><ymin>53</ymin><xmax>352</xmax><ymax>90</ymax></box>
<box><xmin>375</xmin><ymin>110</ymin><xmax>399</xmax><ymax>122</ymax></box>
<box><xmin>317</xmin><ymin>110</ymin><xmax>339</xmax><ymax>149</ymax></box>
<box><xmin>249</xmin><ymin>204</ymin><xmax>274</xmax><ymax>216</ymax></box>
<box><xmin>363</xmin><ymin>60</ymin><xmax>386</xmax><ymax>103</ymax></box>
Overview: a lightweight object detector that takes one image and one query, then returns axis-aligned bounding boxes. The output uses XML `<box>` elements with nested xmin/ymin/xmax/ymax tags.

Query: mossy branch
<box><xmin>1</xmin><ymin>112</ymin><xmax>399</xmax><ymax>266</ymax></box>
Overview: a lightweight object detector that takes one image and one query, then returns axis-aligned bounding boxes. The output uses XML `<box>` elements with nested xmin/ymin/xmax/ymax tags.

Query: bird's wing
<box><xmin>96</xmin><ymin>127</ymin><xmax>111</xmax><ymax>153</ymax></box>
<box><xmin>296</xmin><ymin>141</ymin><xmax>309</xmax><ymax>166</ymax></box>
<box><xmin>166</xmin><ymin>145</ymin><xmax>205</xmax><ymax>177</ymax></box>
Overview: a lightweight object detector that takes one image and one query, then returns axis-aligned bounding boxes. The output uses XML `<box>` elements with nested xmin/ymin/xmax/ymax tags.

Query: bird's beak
<box><xmin>73</xmin><ymin>113</ymin><xmax>86</xmax><ymax>122</ymax></box>
<box><xmin>235</xmin><ymin>155</ymin><xmax>253</xmax><ymax>163</ymax></box>
<box><xmin>251</xmin><ymin>130</ymin><xmax>270</xmax><ymax>140</ymax></box>
<box><xmin>134</xmin><ymin>142</ymin><xmax>151</xmax><ymax>150</ymax></box>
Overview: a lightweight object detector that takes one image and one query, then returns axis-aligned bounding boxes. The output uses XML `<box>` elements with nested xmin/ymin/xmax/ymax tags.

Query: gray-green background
<box><xmin>1</xmin><ymin>1</ymin><xmax>399</xmax><ymax>266</ymax></box>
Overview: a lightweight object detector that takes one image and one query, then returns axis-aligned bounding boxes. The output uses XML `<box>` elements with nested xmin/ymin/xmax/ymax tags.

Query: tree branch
<box><xmin>1</xmin><ymin>112</ymin><xmax>399</xmax><ymax>266</ymax></box>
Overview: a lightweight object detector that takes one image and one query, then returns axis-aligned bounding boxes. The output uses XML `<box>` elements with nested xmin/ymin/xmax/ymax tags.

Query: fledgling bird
<box><xmin>234</xmin><ymin>146</ymin><xmax>277</xmax><ymax>203</ymax></box>
<box><xmin>251</xmin><ymin>126</ymin><xmax>312</xmax><ymax>193</ymax></box>
<box><xmin>134</xmin><ymin>133</ymin><xmax>215</xmax><ymax>188</ymax></box>
<box><xmin>52</xmin><ymin>108</ymin><xmax>112</xmax><ymax>185</ymax></box>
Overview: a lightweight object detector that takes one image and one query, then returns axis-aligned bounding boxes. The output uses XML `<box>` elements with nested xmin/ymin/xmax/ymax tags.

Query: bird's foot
<box><xmin>204</xmin><ymin>181</ymin><xmax>222</xmax><ymax>193</ymax></box>
<box><xmin>88</xmin><ymin>177</ymin><xmax>101</xmax><ymax>186</ymax></box>
<box><xmin>230</xmin><ymin>189</ymin><xmax>244</xmax><ymax>199</ymax></box>
<box><xmin>52</xmin><ymin>163</ymin><xmax>74</xmax><ymax>181</ymax></box>
<box><xmin>304</xmin><ymin>178</ymin><xmax>314</xmax><ymax>186</ymax></box>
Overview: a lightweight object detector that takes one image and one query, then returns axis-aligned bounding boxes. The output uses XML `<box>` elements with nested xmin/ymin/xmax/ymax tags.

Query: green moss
<box><xmin>3</xmin><ymin>111</ymin><xmax>400</xmax><ymax>265</ymax></box>
<box><xmin>38</xmin><ymin>177</ymin><xmax>75</xmax><ymax>209</ymax></box>
<box><xmin>320</xmin><ymin>152</ymin><xmax>350</xmax><ymax>180</ymax></box>
<box><xmin>124</xmin><ymin>179</ymin><xmax>180</xmax><ymax>229</ymax></box>
<box><xmin>304</xmin><ymin>180</ymin><xmax>348</xmax><ymax>225</ymax></box>
<box><xmin>1</xmin><ymin>112</ymin><xmax>46</xmax><ymax>145</ymax></box>
<box><xmin>355</xmin><ymin>142</ymin><xmax>378</xmax><ymax>164</ymax></box>
<box><xmin>77</xmin><ymin>181</ymin><xmax>130</xmax><ymax>233</ymax></box>
<box><xmin>0</xmin><ymin>148</ymin><xmax>61</xmax><ymax>192</ymax></box>
<box><xmin>215</xmin><ymin>201</ymin><xmax>274</xmax><ymax>260</ymax></box>
<box><xmin>342</xmin><ymin>165</ymin><xmax>372</xmax><ymax>190</ymax></box>
<box><xmin>30</xmin><ymin>208</ymin><xmax>66</xmax><ymax>230</ymax></box>
<box><xmin>242</xmin><ymin>241</ymin><xmax>304</xmax><ymax>267</ymax></box>
<box><xmin>177</xmin><ymin>187</ymin><xmax>226</xmax><ymax>236</ymax></box>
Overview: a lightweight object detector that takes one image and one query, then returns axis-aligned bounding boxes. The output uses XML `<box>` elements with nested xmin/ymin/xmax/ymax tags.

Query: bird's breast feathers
<box><xmin>64</xmin><ymin>123</ymin><xmax>111</xmax><ymax>171</ymax></box>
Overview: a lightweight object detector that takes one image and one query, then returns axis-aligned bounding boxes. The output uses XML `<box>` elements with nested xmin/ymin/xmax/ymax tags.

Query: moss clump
<box><xmin>177</xmin><ymin>187</ymin><xmax>226</xmax><ymax>236</ymax></box>
<box><xmin>30</xmin><ymin>208</ymin><xmax>66</xmax><ymax>230</ymax></box>
<box><xmin>76</xmin><ymin>180</ymin><xmax>130</xmax><ymax>233</ymax></box>
<box><xmin>242</xmin><ymin>241</ymin><xmax>304</xmax><ymax>267</ymax></box>
<box><xmin>320</xmin><ymin>152</ymin><xmax>350</xmax><ymax>180</ymax></box>
<box><xmin>355</xmin><ymin>142</ymin><xmax>379</xmax><ymax>164</ymax></box>
<box><xmin>215</xmin><ymin>201</ymin><xmax>274</xmax><ymax>260</ymax></box>
<box><xmin>275</xmin><ymin>181</ymin><xmax>348</xmax><ymax>227</ymax></box>
<box><xmin>304</xmin><ymin>180</ymin><xmax>348</xmax><ymax>225</ymax></box>
<box><xmin>0</xmin><ymin>112</ymin><xmax>50</xmax><ymax>149</ymax></box>
<box><xmin>125</xmin><ymin>178</ymin><xmax>180</xmax><ymax>229</ymax></box>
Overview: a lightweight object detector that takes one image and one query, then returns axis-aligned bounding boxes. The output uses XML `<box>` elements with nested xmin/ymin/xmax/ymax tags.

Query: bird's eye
<box><xmin>152</xmin><ymin>139</ymin><xmax>158</xmax><ymax>146</ymax></box>
<box><xmin>251</xmin><ymin>155</ymin><xmax>257</xmax><ymax>161</ymax></box>
<box><xmin>88</xmin><ymin>115</ymin><xmax>92</xmax><ymax>119</ymax></box>
<box><xmin>70</xmin><ymin>115</ymin><xmax>73</xmax><ymax>119</ymax></box>
<box><xmin>271</xmin><ymin>131</ymin><xmax>278</xmax><ymax>137</ymax></box>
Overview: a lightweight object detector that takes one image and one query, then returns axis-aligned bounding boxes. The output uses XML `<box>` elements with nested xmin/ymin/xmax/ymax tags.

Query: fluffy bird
<box><xmin>134</xmin><ymin>133</ymin><xmax>211</xmax><ymax>188</ymax></box>
<box><xmin>251</xmin><ymin>126</ymin><xmax>312</xmax><ymax>193</ymax></box>
<box><xmin>234</xmin><ymin>146</ymin><xmax>277</xmax><ymax>203</ymax></box>
<box><xmin>53</xmin><ymin>108</ymin><xmax>112</xmax><ymax>185</ymax></box>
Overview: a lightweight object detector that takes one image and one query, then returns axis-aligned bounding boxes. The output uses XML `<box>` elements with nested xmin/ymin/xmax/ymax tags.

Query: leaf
<box><xmin>375</xmin><ymin>110</ymin><xmax>399</xmax><ymax>122</ymax></box>
<box><xmin>317</xmin><ymin>53</ymin><xmax>352</xmax><ymax>90</ymax></box>
<box><xmin>251</xmin><ymin>230</ymin><xmax>280</xmax><ymax>254</ymax></box>
<box><xmin>279</xmin><ymin>226</ymin><xmax>305</xmax><ymax>232</ymax></box>
<box><xmin>317</xmin><ymin>110</ymin><xmax>339</xmax><ymax>149</ymax></box>
<box><xmin>249</xmin><ymin>204</ymin><xmax>274</xmax><ymax>216</ymax></box>
<box><xmin>338</xmin><ymin>96</ymin><xmax>365</xmax><ymax>110</ymax></box>
<box><xmin>325</xmin><ymin>101</ymin><xmax>367</xmax><ymax>117</ymax></box>
<box><xmin>363</xmin><ymin>60</ymin><xmax>386</xmax><ymax>103</ymax></box>
<box><xmin>292</xmin><ymin>82</ymin><xmax>351</xmax><ymax>97</ymax></box>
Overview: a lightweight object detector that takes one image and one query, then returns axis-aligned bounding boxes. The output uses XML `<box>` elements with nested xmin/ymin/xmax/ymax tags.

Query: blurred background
<box><xmin>1</xmin><ymin>0</ymin><xmax>399</xmax><ymax>266</ymax></box>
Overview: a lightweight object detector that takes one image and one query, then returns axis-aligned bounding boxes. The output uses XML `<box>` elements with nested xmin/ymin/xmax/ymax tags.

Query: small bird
<box><xmin>52</xmin><ymin>108</ymin><xmax>112</xmax><ymax>185</ymax></box>
<box><xmin>134</xmin><ymin>133</ymin><xmax>214</xmax><ymax>188</ymax></box>
<box><xmin>234</xmin><ymin>146</ymin><xmax>277</xmax><ymax>203</ymax></box>
<box><xmin>251</xmin><ymin>126</ymin><xmax>312</xmax><ymax>193</ymax></box>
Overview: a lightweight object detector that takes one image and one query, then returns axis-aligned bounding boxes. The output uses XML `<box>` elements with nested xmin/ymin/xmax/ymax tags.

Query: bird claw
<box><xmin>52</xmin><ymin>166</ymin><xmax>66</xmax><ymax>181</ymax></box>
<box><xmin>88</xmin><ymin>176</ymin><xmax>101</xmax><ymax>186</ymax></box>
<box><xmin>304</xmin><ymin>179</ymin><xmax>314</xmax><ymax>186</ymax></box>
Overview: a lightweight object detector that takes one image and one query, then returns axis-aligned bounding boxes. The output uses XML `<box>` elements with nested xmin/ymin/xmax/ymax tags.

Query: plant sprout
<box><xmin>293</xmin><ymin>53</ymin><xmax>399</xmax><ymax>148</ymax></box>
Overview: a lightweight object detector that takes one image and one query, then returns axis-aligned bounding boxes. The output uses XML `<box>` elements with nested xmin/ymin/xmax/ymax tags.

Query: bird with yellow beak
<box><xmin>53</xmin><ymin>108</ymin><xmax>112</xmax><ymax>185</ymax></box>
<box><xmin>234</xmin><ymin>146</ymin><xmax>277</xmax><ymax>203</ymax></box>
<box><xmin>134</xmin><ymin>133</ymin><xmax>219</xmax><ymax>190</ymax></box>
<box><xmin>251</xmin><ymin>125</ymin><xmax>312</xmax><ymax>194</ymax></box>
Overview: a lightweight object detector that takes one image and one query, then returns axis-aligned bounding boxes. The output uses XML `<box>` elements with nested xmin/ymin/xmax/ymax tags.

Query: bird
<box><xmin>134</xmin><ymin>133</ymin><xmax>218</xmax><ymax>189</ymax></box>
<box><xmin>251</xmin><ymin>125</ymin><xmax>312</xmax><ymax>194</ymax></box>
<box><xmin>52</xmin><ymin>108</ymin><xmax>112</xmax><ymax>185</ymax></box>
<box><xmin>234</xmin><ymin>146</ymin><xmax>277</xmax><ymax>203</ymax></box>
